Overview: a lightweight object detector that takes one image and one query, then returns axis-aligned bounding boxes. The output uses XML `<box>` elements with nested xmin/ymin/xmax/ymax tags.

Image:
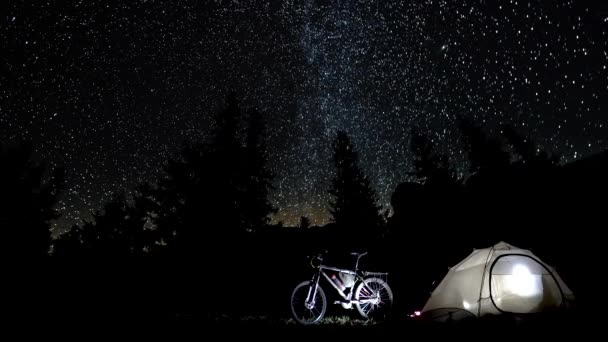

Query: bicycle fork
<box><xmin>305</xmin><ymin>275</ymin><xmax>321</xmax><ymax>310</ymax></box>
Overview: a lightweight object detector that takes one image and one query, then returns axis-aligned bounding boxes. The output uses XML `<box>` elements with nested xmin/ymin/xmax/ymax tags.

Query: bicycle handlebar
<box><xmin>309</xmin><ymin>253</ymin><xmax>323</xmax><ymax>268</ymax></box>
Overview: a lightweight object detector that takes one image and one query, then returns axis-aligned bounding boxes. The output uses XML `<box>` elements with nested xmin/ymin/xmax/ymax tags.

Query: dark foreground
<box><xmin>10</xmin><ymin>260</ymin><xmax>599</xmax><ymax>340</ymax></box>
<box><xmin>38</xmin><ymin>312</ymin><xmax>589</xmax><ymax>340</ymax></box>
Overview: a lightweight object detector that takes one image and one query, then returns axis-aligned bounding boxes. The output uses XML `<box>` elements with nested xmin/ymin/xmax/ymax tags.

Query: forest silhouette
<box><xmin>2</xmin><ymin>94</ymin><xmax>605</xmax><ymax>322</ymax></box>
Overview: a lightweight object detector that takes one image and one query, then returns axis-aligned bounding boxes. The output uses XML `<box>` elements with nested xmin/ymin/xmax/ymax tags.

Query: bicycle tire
<box><xmin>290</xmin><ymin>280</ymin><xmax>327</xmax><ymax>325</ymax></box>
<box><xmin>354</xmin><ymin>277</ymin><xmax>393</xmax><ymax>320</ymax></box>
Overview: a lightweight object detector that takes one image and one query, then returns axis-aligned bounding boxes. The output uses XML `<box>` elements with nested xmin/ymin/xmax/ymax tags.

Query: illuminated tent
<box><xmin>421</xmin><ymin>241</ymin><xmax>575</xmax><ymax>321</ymax></box>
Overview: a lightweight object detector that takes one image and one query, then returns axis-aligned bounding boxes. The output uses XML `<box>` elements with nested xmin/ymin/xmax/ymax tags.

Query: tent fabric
<box><xmin>422</xmin><ymin>241</ymin><xmax>574</xmax><ymax>321</ymax></box>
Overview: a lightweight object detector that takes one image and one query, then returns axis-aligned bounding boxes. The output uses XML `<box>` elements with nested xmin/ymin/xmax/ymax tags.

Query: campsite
<box><xmin>3</xmin><ymin>1</ymin><xmax>606</xmax><ymax>337</ymax></box>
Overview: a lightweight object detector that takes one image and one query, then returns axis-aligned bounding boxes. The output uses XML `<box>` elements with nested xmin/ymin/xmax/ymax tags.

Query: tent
<box><xmin>421</xmin><ymin>241</ymin><xmax>575</xmax><ymax>321</ymax></box>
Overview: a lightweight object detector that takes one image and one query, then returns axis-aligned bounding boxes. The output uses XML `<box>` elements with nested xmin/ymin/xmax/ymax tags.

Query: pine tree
<box><xmin>299</xmin><ymin>216</ymin><xmax>311</xmax><ymax>229</ymax></box>
<box><xmin>410</xmin><ymin>129</ymin><xmax>458</xmax><ymax>189</ymax></box>
<box><xmin>241</xmin><ymin>108</ymin><xmax>276</xmax><ymax>233</ymax></box>
<box><xmin>500</xmin><ymin>124</ymin><xmax>560</xmax><ymax>166</ymax></box>
<box><xmin>328</xmin><ymin>131</ymin><xmax>383</xmax><ymax>242</ymax></box>
<box><xmin>459</xmin><ymin>119</ymin><xmax>510</xmax><ymax>173</ymax></box>
<box><xmin>151</xmin><ymin>93</ymin><xmax>253</xmax><ymax>255</ymax></box>
<box><xmin>205</xmin><ymin>93</ymin><xmax>246</xmax><ymax>236</ymax></box>
<box><xmin>0</xmin><ymin>141</ymin><xmax>64</xmax><ymax>256</ymax></box>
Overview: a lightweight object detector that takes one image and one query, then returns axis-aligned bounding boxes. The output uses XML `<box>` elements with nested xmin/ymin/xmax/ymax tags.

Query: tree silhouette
<box><xmin>85</xmin><ymin>194</ymin><xmax>143</xmax><ymax>255</ymax></box>
<box><xmin>459</xmin><ymin>119</ymin><xmax>510</xmax><ymax>173</ymax></box>
<box><xmin>80</xmin><ymin>194</ymin><xmax>132</xmax><ymax>255</ymax></box>
<box><xmin>388</xmin><ymin>130</ymin><xmax>463</xmax><ymax>299</ymax></box>
<box><xmin>0</xmin><ymin>141</ymin><xmax>64</xmax><ymax>256</ymax></box>
<box><xmin>56</xmin><ymin>94</ymin><xmax>279</xmax><ymax>258</ymax></box>
<box><xmin>328</xmin><ymin>131</ymin><xmax>383</xmax><ymax>246</ymax></box>
<box><xmin>143</xmin><ymin>94</ymin><xmax>243</xmax><ymax>256</ymax></box>
<box><xmin>151</xmin><ymin>145</ymin><xmax>201</xmax><ymax>252</ymax></box>
<box><xmin>145</xmin><ymin>93</ymin><xmax>279</xmax><ymax>257</ymax></box>
<box><xmin>410</xmin><ymin>129</ymin><xmax>460</xmax><ymax>190</ymax></box>
<box><xmin>456</xmin><ymin>120</ymin><xmax>565</xmax><ymax>247</ymax></box>
<box><xmin>241</xmin><ymin>108</ymin><xmax>276</xmax><ymax>233</ymax></box>
<box><xmin>299</xmin><ymin>216</ymin><xmax>311</xmax><ymax>229</ymax></box>
<box><xmin>500</xmin><ymin>124</ymin><xmax>536</xmax><ymax>162</ymax></box>
<box><xmin>52</xmin><ymin>224</ymin><xmax>85</xmax><ymax>256</ymax></box>
<box><xmin>128</xmin><ymin>182</ymin><xmax>162</xmax><ymax>253</ymax></box>
<box><xmin>206</xmin><ymin>93</ymin><xmax>247</xmax><ymax>237</ymax></box>
<box><xmin>53</xmin><ymin>184</ymin><xmax>159</xmax><ymax>256</ymax></box>
<box><xmin>500</xmin><ymin>124</ymin><xmax>560</xmax><ymax>166</ymax></box>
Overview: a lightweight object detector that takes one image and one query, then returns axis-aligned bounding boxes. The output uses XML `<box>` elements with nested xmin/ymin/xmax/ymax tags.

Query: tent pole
<box><xmin>477</xmin><ymin>245</ymin><xmax>494</xmax><ymax>317</ymax></box>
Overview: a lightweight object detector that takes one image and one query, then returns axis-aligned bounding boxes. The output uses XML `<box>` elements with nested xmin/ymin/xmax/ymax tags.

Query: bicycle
<box><xmin>290</xmin><ymin>251</ymin><xmax>394</xmax><ymax>325</ymax></box>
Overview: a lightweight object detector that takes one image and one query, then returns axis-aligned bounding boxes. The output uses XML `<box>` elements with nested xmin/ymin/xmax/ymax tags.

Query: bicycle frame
<box><xmin>307</xmin><ymin>258</ymin><xmax>388</xmax><ymax>304</ymax></box>
<box><xmin>318</xmin><ymin>265</ymin><xmax>359</xmax><ymax>301</ymax></box>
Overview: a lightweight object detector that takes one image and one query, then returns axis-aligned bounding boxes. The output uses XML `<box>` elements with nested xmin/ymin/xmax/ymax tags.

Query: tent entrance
<box><xmin>489</xmin><ymin>254</ymin><xmax>565</xmax><ymax>314</ymax></box>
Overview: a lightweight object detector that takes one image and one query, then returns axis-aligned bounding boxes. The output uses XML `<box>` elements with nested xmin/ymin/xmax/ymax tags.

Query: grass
<box><xmin>201</xmin><ymin>314</ymin><xmax>380</xmax><ymax>326</ymax></box>
<box><xmin>286</xmin><ymin>315</ymin><xmax>379</xmax><ymax>326</ymax></box>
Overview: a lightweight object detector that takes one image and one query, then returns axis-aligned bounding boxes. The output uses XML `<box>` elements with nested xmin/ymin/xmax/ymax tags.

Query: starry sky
<box><xmin>1</xmin><ymin>0</ymin><xmax>607</xmax><ymax>234</ymax></box>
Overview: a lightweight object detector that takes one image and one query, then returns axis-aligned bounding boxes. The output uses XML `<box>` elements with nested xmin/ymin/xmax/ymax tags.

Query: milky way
<box><xmin>1</xmin><ymin>0</ymin><xmax>607</xmax><ymax>233</ymax></box>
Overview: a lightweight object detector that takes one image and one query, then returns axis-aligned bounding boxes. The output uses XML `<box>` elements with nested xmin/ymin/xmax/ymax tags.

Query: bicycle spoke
<box><xmin>291</xmin><ymin>282</ymin><xmax>326</xmax><ymax>324</ymax></box>
<box><xmin>354</xmin><ymin>278</ymin><xmax>393</xmax><ymax>320</ymax></box>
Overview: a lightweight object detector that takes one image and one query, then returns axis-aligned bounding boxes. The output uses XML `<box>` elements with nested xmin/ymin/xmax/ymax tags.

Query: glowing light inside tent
<box><xmin>462</xmin><ymin>300</ymin><xmax>471</xmax><ymax>310</ymax></box>
<box><xmin>507</xmin><ymin>264</ymin><xmax>540</xmax><ymax>297</ymax></box>
<box><xmin>408</xmin><ymin>311</ymin><xmax>422</xmax><ymax>318</ymax></box>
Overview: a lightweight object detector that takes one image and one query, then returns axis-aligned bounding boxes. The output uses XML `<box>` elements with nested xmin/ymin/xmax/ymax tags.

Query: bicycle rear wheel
<box><xmin>290</xmin><ymin>281</ymin><xmax>326</xmax><ymax>325</ymax></box>
<box><xmin>354</xmin><ymin>277</ymin><xmax>393</xmax><ymax>320</ymax></box>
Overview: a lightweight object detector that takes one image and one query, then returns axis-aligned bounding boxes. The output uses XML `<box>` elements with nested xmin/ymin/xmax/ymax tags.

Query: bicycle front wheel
<box><xmin>354</xmin><ymin>277</ymin><xmax>393</xmax><ymax>320</ymax></box>
<box><xmin>290</xmin><ymin>280</ymin><xmax>327</xmax><ymax>325</ymax></box>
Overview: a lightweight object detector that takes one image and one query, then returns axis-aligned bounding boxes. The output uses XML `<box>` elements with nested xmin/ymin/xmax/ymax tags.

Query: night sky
<box><xmin>1</xmin><ymin>1</ymin><xmax>607</xmax><ymax>234</ymax></box>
